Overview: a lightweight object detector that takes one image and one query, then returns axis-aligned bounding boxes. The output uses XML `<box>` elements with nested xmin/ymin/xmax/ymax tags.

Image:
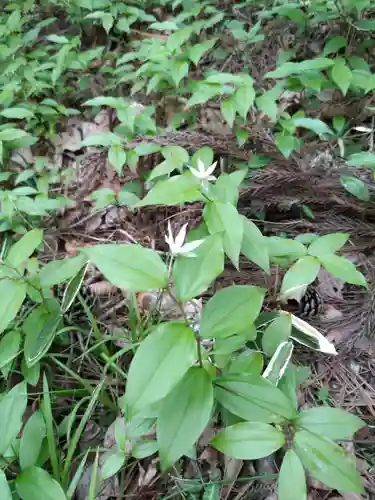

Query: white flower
<box><xmin>165</xmin><ymin>221</ymin><xmax>204</xmax><ymax>257</ymax></box>
<box><xmin>189</xmin><ymin>159</ymin><xmax>217</xmax><ymax>184</ymax></box>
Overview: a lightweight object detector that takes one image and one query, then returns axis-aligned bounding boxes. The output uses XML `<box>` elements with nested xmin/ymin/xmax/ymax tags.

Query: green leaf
<box><xmin>214</xmin><ymin>171</ymin><xmax>246</xmax><ymax>206</ymax></box>
<box><xmin>215</xmin><ymin>376</ymin><xmax>297</xmax><ymax>423</ymax></box>
<box><xmin>16</xmin><ymin>466</ymin><xmax>67</xmax><ymax>500</ymax></box>
<box><xmin>19</xmin><ymin>411</ymin><xmax>46</xmax><ymax>470</ymax></box>
<box><xmin>331</xmin><ymin>62</ymin><xmax>352</xmax><ymax>95</ymax></box>
<box><xmin>278</xmin><ymin>449</ymin><xmax>307</xmax><ymax>500</ymax></box>
<box><xmin>100</xmin><ymin>451</ymin><xmax>126</xmax><ymax>480</ymax></box>
<box><xmin>221</xmin><ymin>99</ymin><xmax>236</xmax><ymax>128</ymax></box>
<box><xmin>125</xmin><ymin>323</ymin><xmax>196</xmax><ymax>413</ymax></box>
<box><xmin>108</xmin><ymin>145</ymin><xmax>126</xmax><ymax>175</ymax></box>
<box><xmin>61</xmin><ymin>263</ymin><xmax>88</xmax><ymax>313</ymax></box>
<box><xmin>0</xmin><ymin>330</ymin><xmax>21</xmax><ymax>377</ymax></box>
<box><xmin>275</xmin><ymin>133</ymin><xmax>298</xmax><ymax>158</ymax></box>
<box><xmin>262</xmin><ymin>314</ymin><xmax>292</xmax><ymax>356</ymax></box>
<box><xmin>81</xmin><ymin>132</ymin><xmax>122</xmax><ymax>147</ymax></box>
<box><xmin>266</xmin><ymin>237</ymin><xmax>307</xmax><ymax>258</ymax></box>
<box><xmin>23</xmin><ymin>298</ymin><xmax>62</xmax><ymax>367</ymax></box>
<box><xmin>0</xmin><ymin>129</ymin><xmax>29</xmax><ymax>141</ymax></box>
<box><xmin>289</xmin><ymin>313</ymin><xmax>337</xmax><ymax>355</ymax></box>
<box><xmin>241</xmin><ymin>216</ymin><xmax>270</xmax><ymax>274</ymax></box>
<box><xmin>83</xmin><ymin>96</ymin><xmax>123</xmax><ymax>108</ymax></box>
<box><xmin>0</xmin><ymin>108</ymin><xmax>34</xmax><ymax>119</ymax></box>
<box><xmin>323</xmin><ymin>36</ymin><xmax>347</xmax><ymax>56</ymax></box>
<box><xmin>187</xmin><ymin>39</ymin><xmax>216</xmax><ymax>65</ymax></box>
<box><xmin>256</xmin><ymin>89</ymin><xmax>279</xmax><ymax>122</ymax></box>
<box><xmin>294</xmin><ymin>430</ymin><xmax>363</xmax><ymax>493</ymax></box>
<box><xmin>173</xmin><ymin>234</ymin><xmax>224</xmax><ymax>302</ymax></box>
<box><xmin>0</xmin><ymin>381</ymin><xmax>27</xmax><ymax>455</ymax></box>
<box><xmin>200</xmin><ymin>285</ymin><xmax>265</xmax><ymax>340</ymax></box>
<box><xmin>347</xmin><ymin>152</ymin><xmax>375</xmax><ymax>167</ymax></box>
<box><xmin>185</xmin><ymin>84</ymin><xmax>224</xmax><ymax>108</ymax></box>
<box><xmin>291</xmin><ymin>117</ymin><xmax>333</xmax><ymax>136</ymax></box>
<box><xmin>162</xmin><ymin>145</ymin><xmax>189</xmax><ymax>169</ymax></box>
<box><xmin>83</xmin><ymin>244</ymin><xmax>168</xmax><ymax>292</ymax></box>
<box><xmin>167</xmin><ymin>27</ymin><xmax>193</xmax><ymax>51</ymax></box>
<box><xmin>319</xmin><ymin>254</ymin><xmax>367</xmax><ymax>288</ymax></box>
<box><xmin>135</xmin><ymin>175</ymin><xmax>202</xmax><ymax>207</ymax></box>
<box><xmin>204</xmin><ymin>201</ymin><xmax>243</xmax><ymax>269</ymax></box>
<box><xmin>229</xmin><ymin>350</ymin><xmax>264</xmax><ymax>375</ymax></box>
<box><xmin>235</xmin><ymin>84</ymin><xmax>255</xmax><ymax>120</ymax></box>
<box><xmin>47</xmin><ymin>34</ymin><xmax>69</xmax><ymax>44</ymax></box>
<box><xmin>263</xmin><ymin>341</ymin><xmax>294</xmax><ymax>385</ymax></box>
<box><xmin>6</xmin><ymin>229</ymin><xmax>43</xmax><ymax>268</ymax></box>
<box><xmin>341</xmin><ymin>176</ymin><xmax>370</xmax><ymax>201</ymax></box>
<box><xmin>265</xmin><ymin>58</ymin><xmax>335</xmax><ymax>78</ymax></box>
<box><xmin>0</xmin><ymin>280</ymin><xmax>27</xmax><ymax>334</ymax></box>
<box><xmin>0</xmin><ymin>470</ymin><xmax>11</xmax><ymax>500</ymax></box>
<box><xmin>211</xmin><ymin>422</ymin><xmax>285</xmax><ymax>459</ymax></box>
<box><xmin>191</xmin><ymin>147</ymin><xmax>214</xmax><ymax>169</ymax></box>
<box><xmin>308</xmin><ymin>233</ymin><xmax>349</xmax><ymax>258</ymax></box>
<box><xmin>158</xmin><ymin>367</ymin><xmax>214</xmax><ymax>471</ymax></box>
<box><xmin>296</xmin><ymin>406</ymin><xmax>365</xmax><ymax>440</ymax></box>
<box><xmin>21</xmin><ymin>359</ymin><xmax>40</xmax><ymax>386</ymax></box>
<box><xmin>38</xmin><ymin>254</ymin><xmax>88</xmax><ymax>287</ymax></box>
<box><xmin>280</xmin><ymin>256</ymin><xmax>320</xmax><ymax>298</ymax></box>
<box><xmin>132</xmin><ymin>440</ymin><xmax>158</xmax><ymax>459</ymax></box>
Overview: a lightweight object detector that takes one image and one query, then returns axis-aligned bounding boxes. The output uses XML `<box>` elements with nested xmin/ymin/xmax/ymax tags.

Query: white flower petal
<box><xmin>179</xmin><ymin>239</ymin><xmax>204</xmax><ymax>254</ymax></box>
<box><xmin>206</xmin><ymin>161</ymin><xmax>217</xmax><ymax>176</ymax></box>
<box><xmin>175</xmin><ymin>223</ymin><xmax>188</xmax><ymax>249</ymax></box>
<box><xmin>197</xmin><ymin>158</ymin><xmax>206</xmax><ymax>174</ymax></box>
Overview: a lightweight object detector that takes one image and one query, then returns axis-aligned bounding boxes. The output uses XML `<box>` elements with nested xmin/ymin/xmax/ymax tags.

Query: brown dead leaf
<box><xmin>89</xmin><ymin>280</ymin><xmax>117</xmax><ymax>296</ymax></box>
<box><xmin>137</xmin><ymin>460</ymin><xmax>158</xmax><ymax>488</ymax></box>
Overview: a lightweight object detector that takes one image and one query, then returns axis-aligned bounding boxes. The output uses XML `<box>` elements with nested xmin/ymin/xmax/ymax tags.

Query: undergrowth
<box><xmin>0</xmin><ymin>0</ymin><xmax>374</xmax><ymax>499</ymax></box>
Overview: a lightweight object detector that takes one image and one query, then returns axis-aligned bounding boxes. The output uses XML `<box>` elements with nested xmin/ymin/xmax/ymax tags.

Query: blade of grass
<box><xmin>88</xmin><ymin>448</ymin><xmax>100</xmax><ymax>500</ymax></box>
<box><xmin>66</xmin><ymin>450</ymin><xmax>89</xmax><ymax>500</ymax></box>
<box><xmin>43</xmin><ymin>373</ymin><xmax>61</xmax><ymax>482</ymax></box>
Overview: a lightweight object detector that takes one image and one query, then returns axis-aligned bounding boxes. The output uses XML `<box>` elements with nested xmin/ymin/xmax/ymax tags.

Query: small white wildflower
<box><xmin>165</xmin><ymin>221</ymin><xmax>204</xmax><ymax>257</ymax></box>
<box><xmin>189</xmin><ymin>159</ymin><xmax>217</xmax><ymax>184</ymax></box>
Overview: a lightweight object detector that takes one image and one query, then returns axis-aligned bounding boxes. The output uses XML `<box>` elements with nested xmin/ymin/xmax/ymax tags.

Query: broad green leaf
<box><xmin>256</xmin><ymin>89</ymin><xmax>279</xmax><ymax>122</ymax></box>
<box><xmin>21</xmin><ymin>358</ymin><xmax>40</xmax><ymax>386</ymax></box>
<box><xmin>132</xmin><ymin>440</ymin><xmax>158</xmax><ymax>459</ymax></box>
<box><xmin>280</xmin><ymin>256</ymin><xmax>320</xmax><ymax>299</ymax></box>
<box><xmin>19</xmin><ymin>411</ymin><xmax>46</xmax><ymax>470</ymax></box>
<box><xmin>221</xmin><ymin>99</ymin><xmax>236</xmax><ymax>128</ymax></box>
<box><xmin>23</xmin><ymin>298</ymin><xmax>62</xmax><ymax>367</ymax></box>
<box><xmin>173</xmin><ymin>234</ymin><xmax>224</xmax><ymax>302</ymax></box>
<box><xmin>38</xmin><ymin>253</ymin><xmax>88</xmax><ymax>287</ymax></box>
<box><xmin>200</xmin><ymin>285</ymin><xmax>265</xmax><ymax>339</ymax></box>
<box><xmin>6</xmin><ymin>229</ymin><xmax>43</xmax><ymax>268</ymax></box>
<box><xmin>108</xmin><ymin>145</ymin><xmax>126</xmax><ymax>175</ymax></box>
<box><xmin>296</xmin><ymin>406</ymin><xmax>365</xmax><ymax>440</ymax></box>
<box><xmin>158</xmin><ymin>367</ymin><xmax>214</xmax><ymax>470</ymax></box>
<box><xmin>204</xmin><ymin>201</ymin><xmax>243</xmax><ymax>269</ymax></box>
<box><xmin>0</xmin><ymin>129</ymin><xmax>29</xmax><ymax>141</ymax></box>
<box><xmin>61</xmin><ymin>263</ymin><xmax>88</xmax><ymax>313</ymax></box>
<box><xmin>100</xmin><ymin>451</ymin><xmax>126</xmax><ymax>480</ymax></box>
<box><xmin>319</xmin><ymin>254</ymin><xmax>367</xmax><ymax>287</ymax></box>
<box><xmin>341</xmin><ymin>176</ymin><xmax>370</xmax><ymax>201</ymax></box>
<box><xmin>275</xmin><ymin>133</ymin><xmax>297</xmax><ymax>158</ymax></box>
<box><xmin>263</xmin><ymin>341</ymin><xmax>293</xmax><ymax>385</ymax></box>
<box><xmin>187</xmin><ymin>39</ymin><xmax>217</xmax><ymax>65</ymax></box>
<box><xmin>47</xmin><ymin>34</ymin><xmax>69</xmax><ymax>44</ymax></box>
<box><xmin>83</xmin><ymin>244</ymin><xmax>168</xmax><ymax>291</ymax></box>
<box><xmin>266</xmin><ymin>237</ymin><xmax>307</xmax><ymax>258</ymax></box>
<box><xmin>291</xmin><ymin>117</ymin><xmax>333</xmax><ymax>136</ymax></box>
<box><xmin>241</xmin><ymin>216</ymin><xmax>270</xmax><ymax>274</ymax></box>
<box><xmin>211</xmin><ymin>422</ymin><xmax>284</xmax><ymax>459</ymax></box>
<box><xmin>16</xmin><ymin>466</ymin><xmax>67</xmax><ymax>500</ymax></box>
<box><xmin>0</xmin><ymin>108</ymin><xmax>34</xmax><ymax>119</ymax></box>
<box><xmin>81</xmin><ymin>132</ymin><xmax>122</xmax><ymax>147</ymax></box>
<box><xmin>0</xmin><ymin>470</ymin><xmax>11</xmax><ymax>500</ymax></box>
<box><xmin>125</xmin><ymin>323</ymin><xmax>196</xmax><ymax>413</ymax></box>
<box><xmin>278</xmin><ymin>449</ymin><xmax>306</xmax><ymax>500</ymax></box>
<box><xmin>323</xmin><ymin>36</ymin><xmax>347</xmax><ymax>56</ymax></box>
<box><xmin>162</xmin><ymin>145</ymin><xmax>189</xmax><ymax>169</ymax></box>
<box><xmin>83</xmin><ymin>96</ymin><xmax>124</xmax><ymax>108</ymax></box>
<box><xmin>214</xmin><ymin>171</ymin><xmax>246</xmax><ymax>206</ymax></box>
<box><xmin>331</xmin><ymin>63</ymin><xmax>352</xmax><ymax>95</ymax></box>
<box><xmin>147</xmin><ymin>161</ymin><xmax>176</xmax><ymax>181</ymax></box>
<box><xmin>288</xmin><ymin>312</ymin><xmax>337</xmax><ymax>355</ymax></box>
<box><xmin>265</xmin><ymin>58</ymin><xmax>335</xmax><ymax>78</ymax></box>
<box><xmin>169</xmin><ymin>61</ymin><xmax>189</xmax><ymax>87</ymax></box>
<box><xmin>235</xmin><ymin>84</ymin><xmax>255</xmax><ymax>119</ymax></box>
<box><xmin>191</xmin><ymin>147</ymin><xmax>214</xmax><ymax>169</ymax></box>
<box><xmin>294</xmin><ymin>430</ymin><xmax>363</xmax><ymax>493</ymax></box>
<box><xmin>0</xmin><ymin>280</ymin><xmax>27</xmax><ymax>334</ymax></box>
<box><xmin>215</xmin><ymin>376</ymin><xmax>297</xmax><ymax>423</ymax></box>
<box><xmin>347</xmin><ymin>151</ymin><xmax>375</xmax><ymax>167</ymax></box>
<box><xmin>185</xmin><ymin>83</ymin><xmax>224</xmax><ymax>108</ymax></box>
<box><xmin>308</xmin><ymin>233</ymin><xmax>349</xmax><ymax>258</ymax></box>
<box><xmin>0</xmin><ymin>330</ymin><xmax>21</xmax><ymax>377</ymax></box>
<box><xmin>135</xmin><ymin>175</ymin><xmax>202</xmax><ymax>207</ymax></box>
<box><xmin>167</xmin><ymin>27</ymin><xmax>193</xmax><ymax>51</ymax></box>
<box><xmin>0</xmin><ymin>381</ymin><xmax>27</xmax><ymax>455</ymax></box>
<box><xmin>262</xmin><ymin>314</ymin><xmax>292</xmax><ymax>356</ymax></box>
<box><xmin>229</xmin><ymin>350</ymin><xmax>264</xmax><ymax>375</ymax></box>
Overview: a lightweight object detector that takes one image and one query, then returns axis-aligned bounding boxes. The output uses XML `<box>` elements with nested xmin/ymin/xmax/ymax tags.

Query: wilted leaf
<box><xmin>287</xmin><ymin>312</ymin><xmax>337</xmax><ymax>355</ymax></box>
